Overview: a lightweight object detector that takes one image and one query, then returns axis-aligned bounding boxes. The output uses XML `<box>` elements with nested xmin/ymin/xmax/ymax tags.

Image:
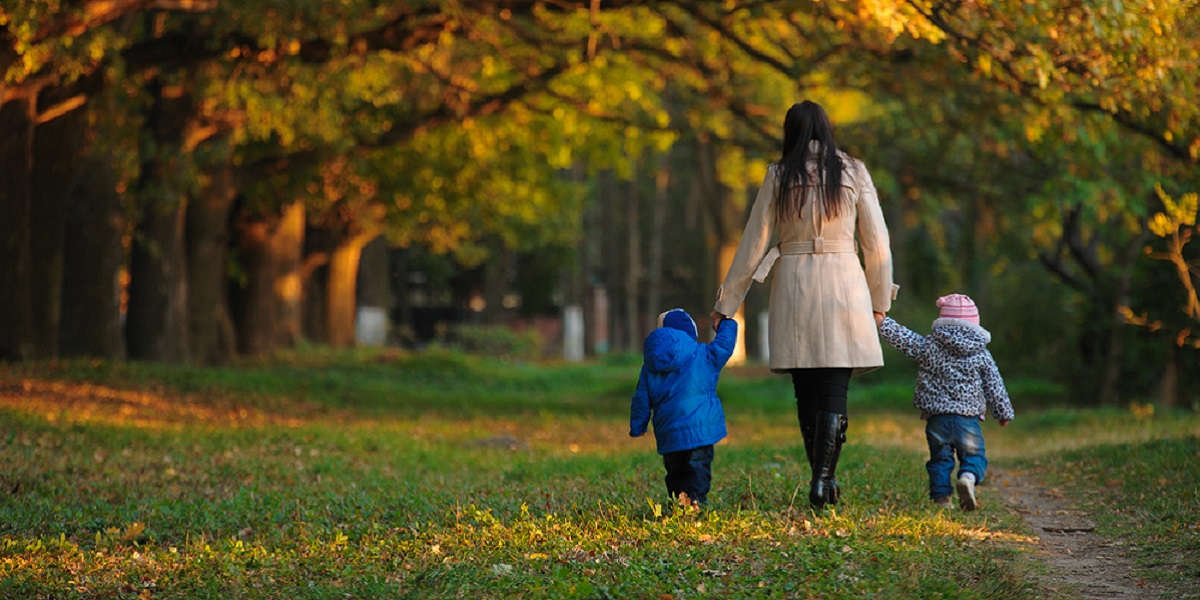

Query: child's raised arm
<box><xmin>877</xmin><ymin>316</ymin><xmax>928</xmax><ymax>359</ymax></box>
<box><xmin>707</xmin><ymin>317</ymin><xmax>739</xmax><ymax>368</ymax></box>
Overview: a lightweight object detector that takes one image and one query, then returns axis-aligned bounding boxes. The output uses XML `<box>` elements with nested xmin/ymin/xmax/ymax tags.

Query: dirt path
<box><xmin>990</xmin><ymin>468</ymin><xmax>1161</xmax><ymax>599</ymax></box>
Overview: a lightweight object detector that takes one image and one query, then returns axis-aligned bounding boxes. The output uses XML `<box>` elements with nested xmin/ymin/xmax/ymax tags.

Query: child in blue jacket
<box><xmin>630</xmin><ymin>308</ymin><xmax>738</xmax><ymax>506</ymax></box>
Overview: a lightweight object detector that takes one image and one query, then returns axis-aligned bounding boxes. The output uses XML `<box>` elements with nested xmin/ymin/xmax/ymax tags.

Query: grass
<box><xmin>1</xmin><ymin>349</ymin><xmax>1197</xmax><ymax>598</ymax></box>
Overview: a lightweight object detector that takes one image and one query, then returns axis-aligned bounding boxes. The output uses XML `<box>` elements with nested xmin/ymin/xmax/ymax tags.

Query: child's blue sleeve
<box><xmin>708</xmin><ymin>318</ymin><xmax>739</xmax><ymax>368</ymax></box>
<box><xmin>878</xmin><ymin>317</ymin><xmax>926</xmax><ymax>359</ymax></box>
<box><xmin>630</xmin><ymin>365</ymin><xmax>651</xmax><ymax>437</ymax></box>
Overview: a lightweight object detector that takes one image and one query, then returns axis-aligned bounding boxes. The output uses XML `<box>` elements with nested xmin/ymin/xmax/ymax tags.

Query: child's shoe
<box><xmin>956</xmin><ymin>473</ymin><xmax>978</xmax><ymax>511</ymax></box>
<box><xmin>933</xmin><ymin>496</ymin><xmax>952</xmax><ymax>508</ymax></box>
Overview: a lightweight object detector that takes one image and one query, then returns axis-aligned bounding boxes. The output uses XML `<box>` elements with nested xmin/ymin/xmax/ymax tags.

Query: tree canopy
<box><xmin>2</xmin><ymin>0</ymin><xmax>1197</xmax><ymax>402</ymax></box>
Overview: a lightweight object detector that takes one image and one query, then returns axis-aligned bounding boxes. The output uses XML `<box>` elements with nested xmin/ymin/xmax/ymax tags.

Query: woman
<box><xmin>711</xmin><ymin>100</ymin><xmax>897</xmax><ymax>509</ymax></box>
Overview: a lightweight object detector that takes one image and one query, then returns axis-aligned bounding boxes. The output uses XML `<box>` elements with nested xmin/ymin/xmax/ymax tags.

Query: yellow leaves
<box><xmin>1149</xmin><ymin>184</ymin><xmax>1198</xmax><ymax>237</ymax></box>
<box><xmin>121</xmin><ymin>522</ymin><xmax>146</xmax><ymax>543</ymax></box>
<box><xmin>977</xmin><ymin>54</ymin><xmax>993</xmax><ymax>78</ymax></box>
<box><xmin>1149</xmin><ymin>212</ymin><xmax>1176</xmax><ymax>237</ymax></box>
<box><xmin>1024</xmin><ymin>121</ymin><xmax>1044</xmax><ymax>143</ymax></box>
<box><xmin>1129</xmin><ymin>402</ymin><xmax>1155</xmax><ymax>420</ymax></box>
<box><xmin>648</xmin><ymin>498</ymin><xmax>663</xmax><ymax>519</ymax></box>
<box><xmin>624</xmin><ymin>81</ymin><xmax>642</xmax><ymax>102</ymax></box>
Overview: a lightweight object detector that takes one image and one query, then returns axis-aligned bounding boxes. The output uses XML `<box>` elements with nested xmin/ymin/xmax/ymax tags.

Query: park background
<box><xmin>2</xmin><ymin>1</ymin><xmax>1199</xmax><ymax>598</ymax></box>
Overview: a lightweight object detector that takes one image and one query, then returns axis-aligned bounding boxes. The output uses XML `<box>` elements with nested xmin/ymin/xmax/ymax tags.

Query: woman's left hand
<box><xmin>709</xmin><ymin>311</ymin><xmax>725</xmax><ymax>330</ymax></box>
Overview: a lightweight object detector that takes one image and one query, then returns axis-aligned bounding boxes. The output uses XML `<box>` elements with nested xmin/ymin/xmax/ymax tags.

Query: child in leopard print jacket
<box><xmin>875</xmin><ymin>293</ymin><xmax>1014</xmax><ymax>511</ymax></box>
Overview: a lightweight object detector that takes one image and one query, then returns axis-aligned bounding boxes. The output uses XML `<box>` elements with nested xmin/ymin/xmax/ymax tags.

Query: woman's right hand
<box><xmin>873</xmin><ymin>311</ymin><xmax>885</xmax><ymax>327</ymax></box>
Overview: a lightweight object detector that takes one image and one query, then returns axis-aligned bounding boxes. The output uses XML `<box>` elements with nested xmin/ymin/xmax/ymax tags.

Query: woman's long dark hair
<box><xmin>773</xmin><ymin>101</ymin><xmax>846</xmax><ymax>223</ymax></box>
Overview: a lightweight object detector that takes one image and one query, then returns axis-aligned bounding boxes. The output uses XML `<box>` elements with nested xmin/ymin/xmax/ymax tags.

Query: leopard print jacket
<box><xmin>878</xmin><ymin>317</ymin><xmax>1015</xmax><ymax>421</ymax></box>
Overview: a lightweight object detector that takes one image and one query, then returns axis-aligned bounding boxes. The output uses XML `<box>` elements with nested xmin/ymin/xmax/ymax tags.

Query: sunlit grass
<box><xmin>1</xmin><ymin>350</ymin><xmax>1197</xmax><ymax>598</ymax></box>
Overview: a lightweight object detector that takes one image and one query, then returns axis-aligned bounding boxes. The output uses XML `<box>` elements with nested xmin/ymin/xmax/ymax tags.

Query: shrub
<box><xmin>438</xmin><ymin>324</ymin><xmax>542</xmax><ymax>359</ymax></box>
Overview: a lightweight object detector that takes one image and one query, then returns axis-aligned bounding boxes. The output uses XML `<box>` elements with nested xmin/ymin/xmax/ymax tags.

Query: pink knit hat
<box><xmin>936</xmin><ymin>293</ymin><xmax>979</xmax><ymax>324</ymax></box>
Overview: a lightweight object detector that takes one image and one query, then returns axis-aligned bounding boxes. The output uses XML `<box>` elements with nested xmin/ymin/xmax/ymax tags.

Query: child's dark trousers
<box><xmin>662</xmin><ymin>444</ymin><xmax>714</xmax><ymax>505</ymax></box>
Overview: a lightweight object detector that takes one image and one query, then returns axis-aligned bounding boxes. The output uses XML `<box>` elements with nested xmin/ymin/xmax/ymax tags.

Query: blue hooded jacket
<box><xmin>630</xmin><ymin>314</ymin><xmax>738</xmax><ymax>454</ymax></box>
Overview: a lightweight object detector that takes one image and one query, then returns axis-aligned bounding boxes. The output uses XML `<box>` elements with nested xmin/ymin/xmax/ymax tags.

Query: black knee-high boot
<box><xmin>824</xmin><ymin>414</ymin><xmax>848</xmax><ymax>505</ymax></box>
<box><xmin>797</xmin><ymin>404</ymin><xmax>816</xmax><ymax>469</ymax></box>
<box><xmin>810</xmin><ymin>411</ymin><xmax>848</xmax><ymax>509</ymax></box>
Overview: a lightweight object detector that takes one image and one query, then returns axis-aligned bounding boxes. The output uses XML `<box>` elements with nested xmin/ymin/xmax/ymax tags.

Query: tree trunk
<box><xmin>326</xmin><ymin>233</ymin><xmax>375</xmax><ymax>347</ymax></box>
<box><xmin>626</xmin><ymin>158</ymin><xmax>642</xmax><ymax>347</ymax></box>
<box><xmin>186</xmin><ymin>157</ymin><xmax>238</xmax><ymax>364</ymax></box>
<box><xmin>125</xmin><ymin>78</ymin><xmax>192</xmax><ymax>363</ymax></box>
<box><xmin>355</xmin><ymin>236</ymin><xmax>392</xmax><ymax>346</ymax></box>
<box><xmin>392</xmin><ymin>247</ymin><xmax>413</xmax><ymax>344</ymax></box>
<box><xmin>28</xmin><ymin>103</ymin><xmax>85</xmax><ymax>358</ymax></box>
<box><xmin>696</xmin><ymin>136</ymin><xmax>746</xmax><ymax>360</ymax></box>
<box><xmin>59</xmin><ymin>157</ymin><xmax>125</xmax><ymax>359</ymax></box>
<box><xmin>482</xmin><ymin>244</ymin><xmax>511</xmax><ymax>325</ymax></box>
<box><xmin>273</xmin><ymin>201</ymin><xmax>305</xmax><ymax>348</ymax></box>
<box><xmin>644</xmin><ymin>158</ymin><xmax>667</xmax><ymax>334</ymax></box>
<box><xmin>302</xmin><ymin>226</ymin><xmax>333</xmax><ymax>345</ymax></box>
<box><xmin>231</xmin><ymin>210</ymin><xmax>276</xmax><ymax>356</ymax></box>
<box><xmin>0</xmin><ymin>96</ymin><xmax>35</xmax><ymax>361</ymax></box>
<box><xmin>358</xmin><ymin>236</ymin><xmax>392</xmax><ymax>309</ymax></box>
<box><xmin>1157</xmin><ymin>342</ymin><xmax>1179</xmax><ymax>408</ymax></box>
<box><xmin>303</xmin><ymin>262</ymin><xmax>329</xmax><ymax>345</ymax></box>
<box><xmin>126</xmin><ymin>200</ymin><xmax>190</xmax><ymax>362</ymax></box>
<box><xmin>1096</xmin><ymin>224</ymin><xmax>1150</xmax><ymax>406</ymax></box>
<box><xmin>717</xmin><ymin>237</ymin><xmax>746</xmax><ymax>364</ymax></box>
<box><xmin>231</xmin><ymin>201</ymin><xmax>306</xmax><ymax>356</ymax></box>
<box><xmin>599</xmin><ymin>170</ymin><xmax>622</xmax><ymax>350</ymax></box>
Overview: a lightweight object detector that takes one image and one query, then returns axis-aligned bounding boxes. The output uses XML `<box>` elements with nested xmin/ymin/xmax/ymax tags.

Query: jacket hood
<box><xmin>930</xmin><ymin>318</ymin><xmax>991</xmax><ymax>358</ymax></box>
<box><xmin>643</xmin><ymin>328</ymin><xmax>696</xmax><ymax>374</ymax></box>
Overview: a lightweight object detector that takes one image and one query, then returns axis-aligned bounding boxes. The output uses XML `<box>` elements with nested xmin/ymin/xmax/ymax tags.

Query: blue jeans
<box><xmin>925</xmin><ymin>415</ymin><xmax>988</xmax><ymax>500</ymax></box>
<box><xmin>663</xmin><ymin>445</ymin><xmax>714</xmax><ymax>505</ymax></box>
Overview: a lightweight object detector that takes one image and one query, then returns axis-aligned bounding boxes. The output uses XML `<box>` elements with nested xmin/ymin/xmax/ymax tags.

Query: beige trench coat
<box><xmin>713</xmin><ymin>150</ymin><xmax>898</xmax><ymax>376</ymax></box>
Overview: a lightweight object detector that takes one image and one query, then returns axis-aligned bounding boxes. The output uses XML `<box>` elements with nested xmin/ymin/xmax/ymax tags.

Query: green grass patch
<box><xmin>1</xmin><ymin>349</ymin><xmax>1195</xmax><ymax>598</ymax></box>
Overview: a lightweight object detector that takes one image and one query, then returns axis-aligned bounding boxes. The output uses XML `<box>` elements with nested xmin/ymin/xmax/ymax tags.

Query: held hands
<box><xmin>873</xmin><ymin>311</ymin><xmax>886</xmax><ymax>327</ymax></box>
<box><xmin>709</xmin><ymin>311</ymin><xmax>726</xmax><ymax>330</ymax></box>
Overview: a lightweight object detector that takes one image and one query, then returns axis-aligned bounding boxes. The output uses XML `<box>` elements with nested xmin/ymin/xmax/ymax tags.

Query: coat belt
<box><xmin>752</xmin><ymin>238</ymin><xmax>858</xmax><ymax>283</ymax></box>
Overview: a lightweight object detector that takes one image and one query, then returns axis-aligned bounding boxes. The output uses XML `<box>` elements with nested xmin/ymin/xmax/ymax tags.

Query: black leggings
<box><xmin>790</xmin><ymin>368</ymin><xmax>851</xmax><ymax>424</ymax></box>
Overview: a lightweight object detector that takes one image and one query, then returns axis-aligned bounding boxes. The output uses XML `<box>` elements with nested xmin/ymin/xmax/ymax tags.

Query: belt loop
<box><xmin>752</xmin><ymin>246</ymin><xmax>782</xmax><ymax>283</ymax></box>
<box><xmin>813</xmin><ymin>237</ymin><xmax>824</xmax><ymax>253</ymax></box>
